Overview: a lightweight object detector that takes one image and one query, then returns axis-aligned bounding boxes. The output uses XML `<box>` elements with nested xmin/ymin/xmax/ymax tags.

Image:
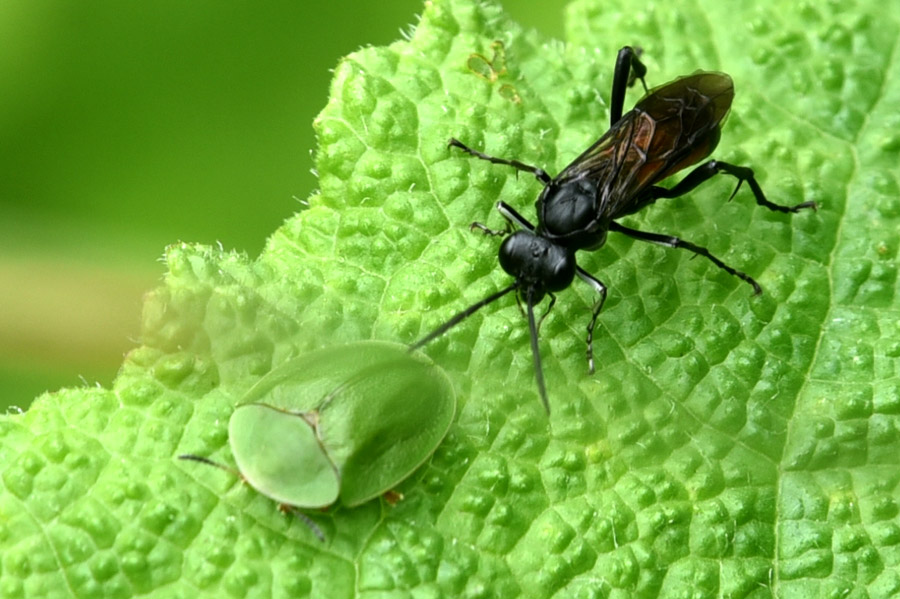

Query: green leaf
<box><xmin>3</xmin><ymin>0</ymin><xmax>900</xmax><ymax>597</ymax></box>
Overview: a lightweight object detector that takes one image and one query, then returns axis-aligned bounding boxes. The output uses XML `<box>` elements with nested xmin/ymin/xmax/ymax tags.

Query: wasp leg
<box><xmin>496</xmin><ymin>201</ymin><xmax>536</xmax><ymax>231</ymax></box>
<box><xmin>512</xmin><ymin>285</ymin><xmax>555</xmax><ymax>326</ymax></box>
<box><xmin>575</xmin><ymin>267</ymin><xmax>608</xmax><ymax>374</ymax></box>
<box><xmin>536</xmin><ymin>293</ymin><xmax>556</xmax><ymax>332</ymax></box>
<box><xmin>610</xmin><ymin>46</ymin><xmax>649</xmax><ymax>125</ymax></box>
<box><xmin>610</xmin><ymin>221</ymin><xmax>762</xmax><ymax>295</ymax></box>
<box><xmin>652</xmin><ymin>160</ymin><xmax>818</xmax><ymax>213</ymax></box>
<box><xmin>471</xmin><ymin>201</ymin><xmax>535</xmax><ymax>237</ymax></box>
<box><xmin>449</xmin><ymin>138</ymin><xmax>552</xmax><ymax>185</ymax></box>
<box><xmin>469</xmin><ymin>221</ymin><xmax>508</xmax><ymax>237</ymax></box>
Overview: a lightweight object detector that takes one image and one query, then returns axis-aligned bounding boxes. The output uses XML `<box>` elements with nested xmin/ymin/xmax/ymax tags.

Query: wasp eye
<box><xmin>543</xmin><ymin>248</ymin><xmax>576</xmax><ymax>292</ymax></box>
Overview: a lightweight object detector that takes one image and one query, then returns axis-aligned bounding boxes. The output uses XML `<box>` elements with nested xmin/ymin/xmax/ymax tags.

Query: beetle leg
<box><xmin>279</xmin><ymin>505</ymin><xmax>326</xmax><ymax>542</ymax></box>
<box><xmin>449</xmin><ymin>138</ymin><xmax>552</xmax><ymax>185</ymax></box>
<box><xmin>651</xmin><ymin>160</ymin><xmax>818</xmax><ymax>213</ymax></box>
<box><xmin>575</xmin><ymin>267</ymin><xmax>608</xmax><ymax>374</ymax></box>
<box><xmin>609</xmin><ymin>221</ymin><xmax>762</xmax><ymax>295</ymax></box>
<box><xmin>611</xmin><ymin>46</ymin><xmax>649</xmax><ymax>125</ymax></box>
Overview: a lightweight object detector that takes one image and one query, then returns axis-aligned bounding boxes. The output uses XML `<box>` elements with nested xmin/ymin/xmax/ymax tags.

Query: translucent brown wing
<box><xmin>554</xmin><ymin>71</ymin><xmax>734</xmax><ymax>219</ymax></box>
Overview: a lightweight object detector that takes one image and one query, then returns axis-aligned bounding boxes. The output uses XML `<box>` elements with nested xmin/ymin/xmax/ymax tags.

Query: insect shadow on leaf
<box><xmin>412</xmin><ymin>46</ymin><xmax>817</xmax><ymax>413</ymax></box>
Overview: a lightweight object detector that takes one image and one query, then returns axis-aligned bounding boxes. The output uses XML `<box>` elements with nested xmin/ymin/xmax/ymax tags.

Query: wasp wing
<box><xmin>555</xmin><ymin>71</ymin><xmax>734</xmax><ymax>219</ymax></box>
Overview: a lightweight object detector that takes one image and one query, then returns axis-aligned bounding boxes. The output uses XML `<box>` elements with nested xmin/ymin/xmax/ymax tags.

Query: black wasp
<box><xmin>411</xmin><ymin>46</ymin><xmax>817</xmax><ymax>413</ymax></box>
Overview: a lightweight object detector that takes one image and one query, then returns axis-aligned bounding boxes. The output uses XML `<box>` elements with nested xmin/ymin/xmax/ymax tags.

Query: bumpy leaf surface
<box><xmin>2</xmin><ymin>1</ymin><xmax>899</xmax><ymax>597</ymax></box>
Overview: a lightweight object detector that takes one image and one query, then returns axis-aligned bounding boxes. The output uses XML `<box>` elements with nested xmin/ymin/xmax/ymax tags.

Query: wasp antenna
<box><xmin>525</xmin><ymin>287</ymin><xmax>551</xmax><ymax>414</ymax></box>
<box><xmin>179</xmin><ymin>454</ymin><xmax>242</xmax><ymax>478</ymax></box>
<box><xmin>410</xmin><ymin>284</ymin><xmax>517</xmax><ymax>353</ymax></box>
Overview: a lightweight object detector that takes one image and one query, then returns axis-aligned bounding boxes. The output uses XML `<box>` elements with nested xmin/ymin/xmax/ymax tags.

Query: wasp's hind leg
<box><xmin>651</xmin><ymin>159</ymin><xmax>818</xmax><ymax>213</ymax></box>
<box><xmin>610</xmin><ymin>46</ymin><xmax>649</xmax><ymax>125</ymax></box>
<box><xmin>448</xmin><ymin>138</ymin><xmax>551</xmax><ymax>185</ymax></box>
<box><xmin>609</xmin><ymin>221</ymin><xmax>762</xmax><ymax>294</ymax></box>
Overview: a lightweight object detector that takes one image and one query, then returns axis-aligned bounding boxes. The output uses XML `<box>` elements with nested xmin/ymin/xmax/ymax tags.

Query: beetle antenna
<box><xmin>525</xmin><ymin>287</ymin><xmax>551</xmax><ymax>414</ymax></box>
<box><xmin>410</xmin><ymin>284</ymin><xmax>517</xmax><ymax>352</ymax></box>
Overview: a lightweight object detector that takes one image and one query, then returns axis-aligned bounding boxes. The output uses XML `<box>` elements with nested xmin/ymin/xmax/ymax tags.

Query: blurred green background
<box><xmin>0</xmin><ymin>1</ymin><xmax>560</xmax><ymax>409</ymax></box>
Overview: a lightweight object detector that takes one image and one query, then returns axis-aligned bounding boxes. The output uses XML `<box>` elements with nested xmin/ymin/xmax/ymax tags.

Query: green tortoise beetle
<box><xmin>180</xmin><ymin>341</ymin><xmax>456</xmax><ymax>540</ymax></box>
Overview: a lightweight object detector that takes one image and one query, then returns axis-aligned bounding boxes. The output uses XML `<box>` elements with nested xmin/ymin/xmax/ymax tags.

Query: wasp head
<box><xmin>499</xmin><ymin>230</ymin><xmax>576</xmax><ymax>300</ymax></box>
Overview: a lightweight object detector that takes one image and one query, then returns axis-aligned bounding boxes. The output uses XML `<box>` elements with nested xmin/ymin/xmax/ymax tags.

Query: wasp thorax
<box><xmin>499</xmin><ymin>230</ymin><xmax>576</xmax><ymax>294</ymax></box>
<box><xmin>540</xmin><ymin>178</ymin><xmax>600</xmax><ymax>237</ymax></box>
